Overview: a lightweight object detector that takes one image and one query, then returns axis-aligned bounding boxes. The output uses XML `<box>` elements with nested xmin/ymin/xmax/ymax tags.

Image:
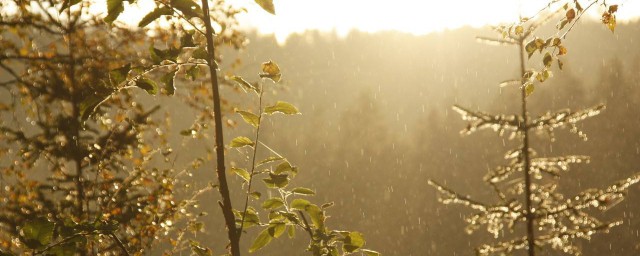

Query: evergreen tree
<box><xmin>428</xmin><ymin>3</ymin><xmax>639</xmax><ymax>255</ymax></box>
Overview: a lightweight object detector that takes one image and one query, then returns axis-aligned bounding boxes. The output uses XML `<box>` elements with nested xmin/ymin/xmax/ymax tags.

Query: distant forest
<box><xmin>196</xmin><ymin>20</ymin><xmax>638</xmax><ymax>255</ymax></box>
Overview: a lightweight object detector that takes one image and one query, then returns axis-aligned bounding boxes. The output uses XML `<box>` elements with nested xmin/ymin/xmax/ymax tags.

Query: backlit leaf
<box><xmin>249</xmin><ymin>229</ymin><xmax>272</xmax><ymax>253</ymax></box>
<box><xmin>161</xmin><ymin>70</ymin><xmax>177</xmax><ymax>95</ymax></box>
<box><xmin>135</xmin><ymin>77</ymin><xmax>158</xmax><ymax>95</ymax></box>
<box><xmin>259</xmin><ymin>60</ymin><xmax>281</xmax><ymax>82</ymax></box>
<box><xmin>254</xmin><ymin>0</ymin><xmax>276</xmax><ymax>15</ymax></box>
<box><xmin>230</xmin><ymin>136</ymin><xmax>254</xmax><ymax>148</ymax></box>
<box><xmin>262</xmin><ymin>198</ymin><xmax>284</xmax><ymax>210</ymax></box>
<box><xmin>138</xmin><ymin>7</ymin><xmax>173</xmax><ymax>27</ymax></box>
<box><xmin>20</xmin><ymin>218</ymin><xmax>55</xmax><ymax>248</ymax></box>
<box><xmin>265</xmin><ymin>101</ymin><xmax>300</xmax><ymax>115</ymax></box>
<box><xmin>290</xmin><ymin>199</ymin><xmax>311</xmax><ymax>210</ymax></box>
<box><xmin>104</xmin><ymin>0</ymin><xmax>124</xmax><ymax>23</ymax></box>
<box><xmin>236</xmin><ymin>110</ymin><xmax>260</xmax><ymax>127</ymax></box>
<box><xmin>231</xmin><ymin>167</ymin><xmax>250</xmax><ymax>182</ymax></box>
<box><xmin>291</xmin><ymin>187</ymin><xmax>315</xmax><ymax>195</ymax></box>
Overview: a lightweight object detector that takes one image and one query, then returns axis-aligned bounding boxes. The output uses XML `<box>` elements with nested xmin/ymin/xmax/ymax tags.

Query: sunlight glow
<box><xmin>93</xmin><ymin>0</ymin><xmax>640</xmax><ymax>44</ymax></box>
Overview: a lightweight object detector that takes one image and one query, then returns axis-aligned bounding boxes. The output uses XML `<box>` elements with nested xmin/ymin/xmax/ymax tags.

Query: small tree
<box><xmin>428</xmin><ymin>2</ymin><xmax>639</xmax><ymax>255</ymax></box>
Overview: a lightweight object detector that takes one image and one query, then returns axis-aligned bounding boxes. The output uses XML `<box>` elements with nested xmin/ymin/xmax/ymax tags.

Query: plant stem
<box><xmin>198</xmin><ymin>0</ymin><xmax>240</xmax><ymax>255</ymax></box>
<box><xmin>518</xmin><ymin>36</ymin><xmax>536</xmax><ymax>256</ymax></box>
<box><xmin>238</xmin><ymin>86</ymin><xmax>265</xmax><ymax>236</ymax></box>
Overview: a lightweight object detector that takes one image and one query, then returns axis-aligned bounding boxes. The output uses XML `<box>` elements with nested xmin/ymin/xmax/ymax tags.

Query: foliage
<box><xmin>0</xmin><ymin>0</ymin><xmax>245</xmax><ymax>255</ymax></box>
<box><xmin>428</xmin><ymin>1</ymin><xmax>639</xmax><ymax>256</ymax></box>
<box><xmin>229</xmin><ymin>63</ymin><xmax>379</xmax><ymax>255</ymax></box>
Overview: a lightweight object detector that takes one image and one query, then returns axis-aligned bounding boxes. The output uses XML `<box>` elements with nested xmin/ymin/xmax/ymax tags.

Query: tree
<box><xmin>0</xmin><ymin>0</ymin><xmax>245</xmax><ymax>255</ymax></box>
<box><xmin>428</xmin><ymin>2</ymin><xmax>639</xmax><ymax>255</ymax></box>
<box><xmin>101</xmin><ymin>0</ymin><xmax>379</xmax><ymax>255</ymax></box>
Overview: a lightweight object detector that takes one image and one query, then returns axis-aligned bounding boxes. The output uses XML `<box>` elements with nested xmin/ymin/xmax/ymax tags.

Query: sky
<box><xmin>110</xmin><ymin>0</ymin><xmax>640</xmax><ymax>43</ymax></box>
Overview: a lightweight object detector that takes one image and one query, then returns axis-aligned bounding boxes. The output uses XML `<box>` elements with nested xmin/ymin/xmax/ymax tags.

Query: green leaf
<box><xmin>230</xmin><ymin>136</ymin><xmax>254</xmax><ymax>148</ymax></box>
<box><xmin>231</xmin><ymin>76</ymin><xmax>257</xmax><ymax>92</ymax></box>
<box><xmin>525</xmin><ymin>39</ymin><xmax>538</xmax><ymax>58</ymax></box>
<box><xmin>274</xmin><ymin>161</ymin><xmax>296</xmax><ymax>175</ymax></box>
<box><xmin>257</xmin><ymin>156</ymin><xmax>284</xmax><ymax>166</ymax></box>
<box><xmin>268</xmin><ymin>223</ymin><xmax>286</xmax><ymax>238</ymax></box>
<box><xmin>265</xmin><ymin>101</ymin><xmax>300</xmax><ymax>115</ymax></box>
<box><xmin>524</xmin><ymin>82</ymin><xmax>535</xmax><ymax>97</ymax></box>
<box><xmin>20</xmin><ymin>217</ymin><xmax>55</xmax><ymax>249</ymax></box>
<box><xmin>342</xmin><ymin>232</ymin><xmax>365</xmax><ymax>253</ymax></box>
<box><xmin>254</xmin><ymin>0</ymin><xmax>276</xmax><ymax>15</ymax></box>
<box><xmin>161</xmin><ymin>70</ymin><xmax>177</xmax><ymax>95</ymax></box>
<box><xmin>249</xmin><ymin>229</ymin><xmax>273</xmax><ymax>253</ymax></box>
<box><xmin>542</xmin><ymin>52</ymin><xmax>553</xmax><ymax>68</ymax></box>
<box><xmin>135</xmin><ymin>77</ymin><xmax>158</xmax><ymax>95</ymax></box>
<box><xmin>138</xmin><ymin>7</ymin><xmax>173</xmax><ymax>27</ymax></box>
<box><xmin>290</xmin><ymin>199</ymin><xmax>311</xmax><ymax>210</ymax></box>
<box><xmin>262</xmin><ymin>173</ymin><xmax>289</xmax><ymax>188</ymax></box>
<box><xmin>79</xmin><ymin>93</ymin><xmax>111</xmax><ymax>122</ymax></box>
<box><xmin>236</xmin><ymin>110</ymin><xmax>260</xmax><ymax>128</ymax></box>
<box><xmin>180</xmin><ymin>31</ymin><xmax>196</xmax><ymax>48</ymax></box>
<box><xmin>237</xmin><ymin>208</ymin><xmax>260</xmax><ymax>229</ymax></box>
<box><xmin>190</xmin><ymin>240</ymin><xmax>213</xmax><ymax>256</ymax></box>
<box><xmin>170</xmin><ymin>0</ymin><xmax>203</xmax><ymax>19</ymax></box>
<box><xmin>185</xmin><ymin>65</ymin><xmax>200</xmax><ymax>81</ymax></box>
<box><xmin>60</xmin><ymin>0</ymin><xmax>82</xmax><ymax>12</ymax></box>
<box><xmin>109</xmin><ymin>64</ymin><xmax>131</xmax><ymax>86</ymax></box>
<box><xmin>360</xmin><ymin>249</ymin><xmax>380</xmax><ymax>256</ymax></box>
<box><xmin>104</xmin><ymin>0</ymin><xmax>124</xmax><ymax>23</ymax></box>
<box><xmin>192</xmin><ymin>47</ymin><xmax>208</xmax><ymax>60</ymax></box>
<box><xmin>231</xmin><ymin>167</ymin><xmax>250</xmax><ymax>182</ymax></box>
<box><xmin>291</xmin><ymin>187</ymin><xmax>315</xmax><ymax>195</ymax></box>
<box><xmin>287</xmin><ymin>225</ymin><xmax>295</xmax><ymax>238</ymax></box>
<box><xmin>306</xmin><ymin>204</ymin><xmax>324</xmax><ymax>229</ymax></box>
<box><xmin>250</xmin><ymin>191</ymin><xmax>262</xmax><ymax>199</ymax></box>
<box><xmin>262</xmin><ymin>198</ymin><xmax>284</xmax><ymax>210</ymax></box>
<box><xmin>259</xmin><ymin>60</ymin><xmax>281</xmax><ymax>82</ymax></box>
<box><xmin>150</xmin><ymin>46</ymin><xmax>181</xmax><ymax>64</ymax></box>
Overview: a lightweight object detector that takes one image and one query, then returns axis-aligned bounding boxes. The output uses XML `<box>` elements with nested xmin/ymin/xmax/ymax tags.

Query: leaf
<box><xmin>259</xmin><ymin>60</ymin><xmax>281</xmax><ymax>82</ymax></box>
<box><xmin>138</xmin><ymin>7</ymin><xmax>174</xmax><ymax>27</ymax></box>
<box><xmin>104</xmin><ymin>0</ymin><xmax>124</xmax><ymax>23</ymax></box>
<box><xmin>542</xmin><ymin>52</ymin><xmax>553</xmax><ymax>68</ymax></box>
<box><xmin>565</xmin><ymin>8</ymin><xmax>576</xmax><ymax>20</ymax></box>
<box><xmin>268</xmin><ymin>223</ymin><xmax>286</xmax><ymax>238</ymax></box>
<box><xmin>231</xmin><ymin>167</ymin><xmax>250</xmax><ymax>182</ymax></box>
<box><xmin>20</xmin><ymin>218</ymin><xmax>55</xmax><ymax>249</ymax></box>
<box><xmin>109</xmin><ymin>64</ymin><xmax>131</xmax><ymax>86</ymax></box>
<box><xmin>185</xmin><ymin>65</ymin><xmax>200</xmax><ymax>81</ymax></box>
<box><xmin>190</xmin><ymin>240</ymin><xmax>213</xmax><ymax>256</ymax></box>
<box><xmin>150</xmin><ymin>46</ymin><xmax>181</xmax><ymax>64</ymax></box>
<box><xmin>290</xmin><ymin>199</ymin><xmax>311</xmax><ymax>210</ymax></box>
<box><xmin>231</xmin><ymin>76</ymin><xmax>257</xmax><ymax>92</ymax></box>
<box><xmin>498</xmin><ymin>79</ymin><xmax>520</xmax><ymax>87</ymax></box>
<box><xmin>287</xmin><ymin>225</ymin><xmax>295</xmax><ymax>238</ymax></box>
<box><xmin>79</xmin><ymin>93</ymin><xmax>111</xmax><ymax>122</ymax></box>
<box><xmin>170</xmin><ymin>0</ymin><xmax>203</xmax><ymax>19</ymax></box>
<box><xmin>257</xmin><ymin>156</ymin><xmax>284</xmax><ymax>166</ymax></box>
<box><xmin>262</xmin><ymin>173</ymin><xmax>289</xmax><ymax>188</ymax></box>
<box><xmin>192</xmin><ymin>47</ymin><xmax>208</xmax><ymax>60</ymax></box>
<box><xmin>161</xmin><ymin>70</ymin><xmax>177</xmax><ymax>95</ymax></box>
<box><xmin>558</xmin><ymin>45</ymin><xmax>568</xmax><ymax>56</ymax></box>
<box><xmin>265</xmin><ymin>101</ymin><xmax>300</xmax><ymax>115</ymax></box>
<box><xmin>342</xmin><ymin>232</ymin><xmax>365</xmax><ymax>253</ymax></box>
<box><xmin>180</xmin><ymin>31</ymin><xmax>196</xmax><ymax>48</ymax></box>
<box><xmin>249</xmin><ymin>229</ymin><xmax>273</xmax><ymax>253</ymax></box>
<box><xmin>274</xmin><ymin>161</ymin><xmax>297</xmax><ymax>175</ymax></box>
<box><xmin>230</xmin><ymin>136</ymin><xmax>254</xmax><ymax>148</ymax></box>
<box><xmin>360</xmin><ymin>249</ymin><xmax>380</xmax><ymax>256</ymax></box>
<box><xmin>291</xmin><ymin>187</ymin><xmax>315</xmax><ymax>195</ymax></box>
<box><xmin>135</xmin><ymin>77</ymin><xmax>158</xmax><ymax>95</ymax></box>
<box><xmin>305</xmin><ymin>204</ymin><xmax>324</xmax><ymax>229</ymax></box>
<box><xmin>262</xmin><ymin>198</ymin><xmax>284</xmax><ymax>210</ymax></box>
<box><xmin>236</xmin><ymin>110</ymin><xmax>260</xmax><ymax>127</ymax></box>
<box><xmin>609</xmin><ymin>5</ymin><xmax>618</xmax><ymax>13</ymax></box>
<box><xmin>60</xmin><ymin>0</ymin><xmax>82</xmax><ymax>12</ymax></box>
<box><xmin>254</xmin><ymin>0</ymin><xmax>276</xmax><ymax>15</ymax></box>
<box><xmin>558</xmin><ymin>59</ymin><xmax>564</xmax><ymax>70</ymax></box>
<box><xmin>524</xmin><ymin>82</ymin><xmax>535</xmax><ymax>97</ymax></box>
<box><xmin>525</xmin><ymin>39</ymin><xmax>538</xmax><ymax>58</ymax></box>
<box><xmin>250</xmin><ymin>191</ymin><xmax>262</xmax><ymax>199</ymax></box>
<box><xmin>514</xmin><ymin>26</ymin><xmax>523</xmax><ymax>36</ymax></box>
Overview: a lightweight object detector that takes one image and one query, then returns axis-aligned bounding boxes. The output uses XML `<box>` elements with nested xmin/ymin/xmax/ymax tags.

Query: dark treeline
<box><xmin>201</xmin><ymin>20</ymin><xmax>640</xmax><ymax>255</ymax></box>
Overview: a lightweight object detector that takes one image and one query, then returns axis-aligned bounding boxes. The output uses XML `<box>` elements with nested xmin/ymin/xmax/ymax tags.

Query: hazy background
<box><xmin>137</xmin><ymin>20</ymin><xmax>640</xmax><ymax>255</ymax></box>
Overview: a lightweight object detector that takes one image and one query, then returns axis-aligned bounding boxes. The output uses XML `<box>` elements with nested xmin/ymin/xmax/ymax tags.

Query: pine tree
<box><xmin>428</xmin><ymin>3</ymin><xmax>639</xmax><ymax>256</ymax></box>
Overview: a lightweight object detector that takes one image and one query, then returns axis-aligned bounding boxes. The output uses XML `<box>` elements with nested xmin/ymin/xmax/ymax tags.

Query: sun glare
<box><xmin>92</xmin><ymin>0</ymin><xmax>640</xmax><ymax>44</ymax></box>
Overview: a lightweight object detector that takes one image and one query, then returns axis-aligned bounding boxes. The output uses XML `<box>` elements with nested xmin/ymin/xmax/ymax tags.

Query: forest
<box><xmin>1</xmin><ymin>0</ymin><xmax>639</xmax><ymax>255</ymax></box>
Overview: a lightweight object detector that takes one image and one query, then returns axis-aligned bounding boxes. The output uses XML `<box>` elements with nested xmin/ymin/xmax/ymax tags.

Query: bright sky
<box><xmin>108</xmin><ymin>0</ymin><xmax>640</xmax><ymax>43</ymax></box>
